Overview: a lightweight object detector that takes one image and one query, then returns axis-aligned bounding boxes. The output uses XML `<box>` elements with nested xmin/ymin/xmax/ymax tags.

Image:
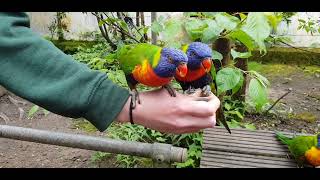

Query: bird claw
<box><xmin>130</xmin><ymin>89</ymin><xmax>141</xmax><ymax>109</ymax></box>
<box><xmin>163</xmin><ymin>85</ymin><xmax>176</xmax><ymax>97</ymax></box>
<box><xmin>184</xmin><ymin>87</ymin><xmax>196</xmax><ymax>95</ymax></box>
<box><xmin>201</xmin><ymin>85</ymin><xmax>212</xmax><ymax>97</ymax></box>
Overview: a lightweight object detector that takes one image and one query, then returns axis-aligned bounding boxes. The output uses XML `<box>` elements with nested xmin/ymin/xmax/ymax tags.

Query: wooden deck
<box><xmin>200</xmin><ymin>127</ymin><xmax>299</xmax><ymax>168</ymax></box>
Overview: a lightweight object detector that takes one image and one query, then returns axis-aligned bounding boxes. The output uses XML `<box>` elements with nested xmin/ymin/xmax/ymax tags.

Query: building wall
<box><xmin>27</xmin><ymin>12</ymin><xmax>320</xmax><ymax>47</ymax></box>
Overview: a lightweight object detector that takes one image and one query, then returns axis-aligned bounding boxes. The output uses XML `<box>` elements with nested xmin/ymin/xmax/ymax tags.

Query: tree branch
<box><xmin>264</xmin><ymin>89</ymin><xmax>292</xmax><ymax>114</ymax></box>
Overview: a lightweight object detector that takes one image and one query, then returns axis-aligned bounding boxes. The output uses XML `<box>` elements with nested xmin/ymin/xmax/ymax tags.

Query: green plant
<box><xmin>27</xmin><ymin>105</ymin><xmax>50</xmax><ymax>119</ymax></box>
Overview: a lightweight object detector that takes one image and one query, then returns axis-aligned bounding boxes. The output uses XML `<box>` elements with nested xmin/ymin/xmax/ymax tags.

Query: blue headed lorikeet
<box><xmin>276</xmin><ymin>132</ymin><xmax>320</xmax><ymax>167</ymax></box>
<box><xmin>175</xmin><ymin>42</ymin><xmax>231</xmax><ymax>134</ymax></box>
<box><xmin>116</xmin><ymin>43</ymin><xmax>188</xmax><ymax>109</ymax></box>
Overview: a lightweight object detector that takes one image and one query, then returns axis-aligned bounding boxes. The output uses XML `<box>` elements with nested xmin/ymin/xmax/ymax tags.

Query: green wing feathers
<box><xmin>275</xmin><ymin>132</ymin><xmax>292</xmax><ymax>145</ymax></box>
<box><xmin>116</xmin><ymin>43</ymin><xmax>162</xmax><ymax>75</ymax></box>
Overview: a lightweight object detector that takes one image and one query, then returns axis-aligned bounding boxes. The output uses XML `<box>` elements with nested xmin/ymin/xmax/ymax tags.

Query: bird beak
<box><xmin>176</xmin><ymin>62</ymin><xmax>187</xmax><ymax>78</ymax></box>
<box><xmin>202</xmin><ymin>57</ymin><xmax>212</xmax><ymax>73</ymax></box>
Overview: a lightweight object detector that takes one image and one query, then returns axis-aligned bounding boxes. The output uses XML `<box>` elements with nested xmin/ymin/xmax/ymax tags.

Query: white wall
<box><xmin>27</xmin><ymin>12</ymin><xmax>320</xmax><ymax>47</ymax></box>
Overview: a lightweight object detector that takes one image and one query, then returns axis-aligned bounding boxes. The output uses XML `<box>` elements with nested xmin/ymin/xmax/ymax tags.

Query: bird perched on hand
<box><xmin>174</xmin><ymin>42</ymin><xmax>231</xmax><ymax>134</ymax></box>
<box><xmin>116</xmin><ymin>43</ymin><xmax>188</xmax><ymax>109</ymax></box>
<box><xmin>276</xmin><ymin>132</ymin><xmax>320</xmax><ymax>167</ymax></box>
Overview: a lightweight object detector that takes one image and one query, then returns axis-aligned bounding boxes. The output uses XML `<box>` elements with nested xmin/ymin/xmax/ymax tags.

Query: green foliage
<box><xmin>248</xmin><ymin>78</ymin><xmax>268</xmax><ymax>112</ymax></box>
<box><xmin>216</xmin><ymin>67</ymin><xmax>243</xmax><ymax>95</ymax></box>
<box><xmin>27</xmin><ymin>105</ymin><xmax>50</xmax><ymax>119</ymax></box>
<box><xmin>298</xmin><ymin>17</ymin><xmax>320</xmax><ymax>35</ymax></box>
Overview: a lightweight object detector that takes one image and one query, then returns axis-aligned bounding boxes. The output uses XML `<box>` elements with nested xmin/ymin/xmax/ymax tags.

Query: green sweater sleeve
<box><xmin>0</xmin><ymin>12</ymin><xmax>130</xmax><ymax>132</ymax></box>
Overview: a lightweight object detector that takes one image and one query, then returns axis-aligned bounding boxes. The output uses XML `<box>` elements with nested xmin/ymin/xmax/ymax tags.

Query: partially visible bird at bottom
<box><xmin>276</xmin><ymin>131</ymin><xmax>320</xmax><ymax>167</ymax></box>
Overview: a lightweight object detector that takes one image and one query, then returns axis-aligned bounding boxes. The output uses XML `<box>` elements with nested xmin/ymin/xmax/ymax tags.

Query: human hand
<box><xmin>116</xmin><ymin>88</ymin><xmax>220</xmax><ymax>134</ymax></box>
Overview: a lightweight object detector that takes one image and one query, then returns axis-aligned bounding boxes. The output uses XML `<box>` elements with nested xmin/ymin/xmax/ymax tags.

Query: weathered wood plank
<box><xmin>202</xmin><ymin>150</ymin><xmax>294</xmax><ymax>163</ymax></box>
<box><xmin>202</xmin><ymin>151</ymin><xmax>296</xmax><ymax>167</ymax></box>
<box><xmin>203</xmin><ymin>135</ymin><xmax>287</xmax><ymax>147</ymax></box>
<box><xmin>201</xmin><ymin>127</ymin><xmax>301</xmax><ymax>168</ymax></box>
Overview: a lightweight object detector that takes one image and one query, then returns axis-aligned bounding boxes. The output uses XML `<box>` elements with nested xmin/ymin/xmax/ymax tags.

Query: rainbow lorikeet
<box><xmin>174</xmin><ymin>42</ymin><xmax>231</xmax><ymax>134</ymax></box>
<box><xmin>276</xmin><ymin>132</ymin><xmax>320</xmax><ymax>167</ymax></box>
<box><xmin>116</xmin><ymin>43</ymin><xmax>188</xmax><ymax>109</ymax></box>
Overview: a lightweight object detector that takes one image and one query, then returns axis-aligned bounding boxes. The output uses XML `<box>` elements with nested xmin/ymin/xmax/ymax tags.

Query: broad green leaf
<box><xmin>119</xmin><ymin>21</ymin><xmax>129</xmax><ymax>32</ymax></box>
<box><xmin>264</xmin><ymin>12</ymin><xmax>282</xmax><ymax>31</ymax></box>
<box><xmin>162</xmin><ymin>17</ymin><xmax>187</xmax><ymax>46</ymax></box>
<box><xmin>228</xmin><ymin>29</ymin><xmax>255</xmax><ymax>51</ymax></box>
<box><xmin>249</xmin><ymin>70</ymin><xmax>270</xmax><ymax>88</ymax></box>
<box><xmin>241</xmin><ymin>12</ymin><xmax>271</xmax><ymax>54</ymax></box>
<box><xmin>248</xmin><ymin>78</ymin><xmax>268</xmax><ymax>111</ymax></box>
<box><xmin>201</xmin><ymin>19</ymin><xmax>223</xmax><ymax>43</ymax></box>
<box><xmin>210</xmin><ymin>64</ymin><xmax>216</xmax><ymax>81</ymax></box>
<box><xmin>215</xmin><ymin>13</ymin><xmax>240</xmax><ymax>31</ymax></box>
<box><xmin>212</xmin><ymin>50</ymin><xmax>223</xmax><ymax>61</ymax></box>
<box><xmin>231</xmin><ymin>69</ymin><xmax>244</xmax><ymax>95</ymax></box>
<box><xmin>227</xmin><ymin>120</ymin><xmax>241</xmax><ymax>129</ymax></box>
<box><xmin>231</xmin><ymin>49</ymin><xmax>252</xmax><ymax>60</ymax></box>
<box><xmin>184</xmin><ymin>18</ymin><xmax>208</xmax><ymax>41</ymax></box>
<box><xmin>28</xmin><ymin>105</ymin><xmax>39</xmax><ymax>119</ymax></box>
<box><xmin>216</xmin><ymin>67</ymin><xmax>241</xmax><ymax>95</ymax></box>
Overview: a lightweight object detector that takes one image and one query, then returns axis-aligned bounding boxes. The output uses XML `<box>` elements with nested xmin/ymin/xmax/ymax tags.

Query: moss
<box><xmin>248</xmin><ymin>62</ymin><xmax>300</xmax><ymax>77</ymax></box>
<box><xmin>73</xmin><ymin>118</ymin><xmax>98</xmax><ymax>133</ymax></box>
<box><xmin>49</xmin><ymin>40</ymin><xmax>100</xmax><ymax>54</ymax></box>
<box><xmin>289</xmin><ymin>112</ymin><xmax>317</xmax><ymax>123</ymax></box>
<box><xmin>249</xmin><ymin>47</ymin><xmax>320</xmax><ymax>66</ymax></box>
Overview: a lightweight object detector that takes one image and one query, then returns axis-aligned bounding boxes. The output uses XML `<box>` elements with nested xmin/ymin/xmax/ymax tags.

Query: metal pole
<box><xmin>0</xmin><ymin>125</ymin><xmax>187</xmax><ymax>163</ymax></box>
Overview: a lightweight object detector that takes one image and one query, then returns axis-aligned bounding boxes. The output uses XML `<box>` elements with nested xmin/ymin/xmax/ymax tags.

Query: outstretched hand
<box><xmin>116</xmin><ymin>88</ymin><xmax>220</xmax><ymax>134</ymax></box>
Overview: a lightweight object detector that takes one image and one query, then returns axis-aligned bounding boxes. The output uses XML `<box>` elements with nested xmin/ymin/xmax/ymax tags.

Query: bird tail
<box><xmin>275</xmin><ymin>131</ymin><xmax>292</xmax><ymax>145</ymax></box>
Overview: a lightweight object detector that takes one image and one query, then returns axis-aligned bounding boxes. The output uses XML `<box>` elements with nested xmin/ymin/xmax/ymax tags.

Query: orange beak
<box><xmin>202</xmin><ymin>58</ymin><xmax>212</xmax><ymax>73</ymax></box>
<box><xmin>176</xmin><ymin>63</ymin><xmax>188</xmax><ymax>78</ymax></box>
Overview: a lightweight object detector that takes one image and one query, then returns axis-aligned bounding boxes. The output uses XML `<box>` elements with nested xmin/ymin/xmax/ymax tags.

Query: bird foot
<box><xmin>130</xmin><ymin>89</ymin><xmax>141</xmax><ymax>109</ymax></box>
<box><xmin>201</xmin><ymin>85</ymin><xmax>212</xmax><ymax>97</ymax></box>
<box><xmin>184</xmin><ymin>87</ymin><xmax>196</xmax><ymax>95</ymax></box>
<box><xmin>163</xmin><ymin>84</ymin><xmax>176</xmax><ymax>97</ymax></box>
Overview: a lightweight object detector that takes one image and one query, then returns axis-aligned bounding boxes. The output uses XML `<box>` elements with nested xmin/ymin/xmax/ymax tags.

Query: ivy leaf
<box><xmin>216</xmin><ymin>68</ymin><xmax>241</xmax><ymax>95</ymax></box>
<box><xmin>241</xmin><ymin>12</ymin><xmax>272</xmax><ymax>54</ymax></box>
<box><xmin>231</xmin><ymin>49</ymin><xmax>252</xmax><ymax>60</ymax></box>
<box><xmin>228</xmin><ymin>29</ymin><xmax>255</xmax><ymax>51</ymax></box>
<box><xmin>248</xmin><ymin>78</ymin><xmax>268</xmax><ymax>111</ymax></box>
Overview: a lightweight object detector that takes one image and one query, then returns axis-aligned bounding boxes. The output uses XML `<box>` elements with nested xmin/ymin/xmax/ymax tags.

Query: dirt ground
<box><xmin>0</xmin><ymin>65</ymin><xmax>319</xmax><ymax>168</ymax></box>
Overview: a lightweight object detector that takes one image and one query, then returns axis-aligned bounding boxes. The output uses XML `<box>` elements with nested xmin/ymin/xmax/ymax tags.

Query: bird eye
<box><xmin>168</xmin><ymin>56</ymin><xmax>174</xmax><ymax>64</ymax></box>
<box><xmin>190</xmin><ymin>51</ymin><xmax>196</xmax><ymax>57</ymax></box>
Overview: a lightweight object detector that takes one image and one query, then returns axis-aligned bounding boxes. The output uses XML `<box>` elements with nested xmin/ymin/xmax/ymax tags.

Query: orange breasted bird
<box><xmin>276</xmin><ymin>132</ymin><xmax>320</xmax><ymax>167</ymax></box>
<box><xmin>175</xmin><ymin>42</ymin><xmax>231</xmax><ymax>134</ymax></box>
<box><xmin>116</xmin><ymin>43</ymin><xmax>188</xmax><ymax>109</ymax></box>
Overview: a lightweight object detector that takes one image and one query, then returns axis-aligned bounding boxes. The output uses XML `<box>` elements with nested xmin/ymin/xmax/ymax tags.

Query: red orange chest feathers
<box><xmin>175</xmin><ymin>65</ymin><xmax>207</xmax><ymax>82</ymax></box>
<box><xmin>132</xmin><ymin>60</ymin><xmax>172</xmax><ymax>87</ymax></box>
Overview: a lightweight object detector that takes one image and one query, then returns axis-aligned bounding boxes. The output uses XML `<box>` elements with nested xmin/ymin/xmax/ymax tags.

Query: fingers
<box><xmin>181</xmin><ymin>94</ymin><xmax>220</xmax><ymax>117</ymax></box>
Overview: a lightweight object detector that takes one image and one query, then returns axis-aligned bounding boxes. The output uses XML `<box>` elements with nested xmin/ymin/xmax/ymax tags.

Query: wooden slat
<box><xmin>200</xmin><ymin>127</ymin><xmax>300</xmax><ymax>168</ymax></box>
<box><xmin>203</xmin><ymin>136</ymin><xmax>287</xmax><ymax>148</ymax></box>
<box><xmin>201</xmin><ymin>151</ymin><xmax>296</xmax><ymax>168</ymax></box>
<box><xmin>202</xmin><ymin>150</ymin><xmax>294</xmax><ymax>163</ymax></box>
